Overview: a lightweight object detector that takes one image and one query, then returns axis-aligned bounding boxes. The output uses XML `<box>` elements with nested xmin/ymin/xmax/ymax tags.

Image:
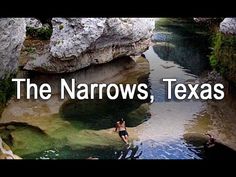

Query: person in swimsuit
<box><xmin>115</xmin><ymin>118</ymin><xmax>129</xmax><ymax>145</ymax></box>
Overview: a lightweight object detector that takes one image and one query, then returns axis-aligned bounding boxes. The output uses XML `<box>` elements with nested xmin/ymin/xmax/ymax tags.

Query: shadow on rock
<box><xmin>184</xmin><ymin>133</ymin><xmax>236</xmax><ymax>160</ymax></box>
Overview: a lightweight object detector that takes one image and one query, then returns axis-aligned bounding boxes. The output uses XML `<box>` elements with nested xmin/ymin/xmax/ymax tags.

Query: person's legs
<box><xmin>121</xmin><ymin>135</ymin><xmax>128</xmax><ymax>144</ymax></box>
<box><xmin>124</xmin><ymin>135</ymin><xmax>128</xmax><ymax>142</ymax></box>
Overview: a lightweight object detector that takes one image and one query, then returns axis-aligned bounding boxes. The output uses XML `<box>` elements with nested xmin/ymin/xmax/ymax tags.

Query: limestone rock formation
<box><xmin>23</xmin><ymin>18</ymin><xmax>155</xmax><ymax>73</ymax></box>
<box><xmin>25</xmin><ymin>18</ymin><xmax>42</xmax><ymax>29</ymax></box>
<box><xmin>0</xmin><ymin>18</ymin><xmax>26</xmax><ymax>78</ymax></box>
<box><xmin>220</xmin><ymin>18</ymin><xmax>236</xmax><ymax>35</ymax></box>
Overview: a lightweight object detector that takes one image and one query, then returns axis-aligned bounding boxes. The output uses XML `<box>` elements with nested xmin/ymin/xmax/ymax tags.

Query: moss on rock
<box><xmin>26</xmin><ymin>25</ymin><xmax>53</xmax><ymax>40</ymax></box>
<box><xmin>210</xmin><ymin>32</ymin><xmax>236</xmax><ymax>85</ymax></box>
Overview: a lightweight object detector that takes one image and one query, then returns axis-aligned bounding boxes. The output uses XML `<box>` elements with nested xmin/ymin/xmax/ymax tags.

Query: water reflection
<box><xmin>152</xmin><ymin>19</ymin><xmax>210</xmax><ymax>76</ymax></box>
<box><xmin>144</xmin><ymin>46</ymin><xmax>200</xmax><ymax>102</ymax></box>
<box><xmin>135</xmin><ymin>19</ymin><xmax>236</xmax><ymax>160</ymax></box>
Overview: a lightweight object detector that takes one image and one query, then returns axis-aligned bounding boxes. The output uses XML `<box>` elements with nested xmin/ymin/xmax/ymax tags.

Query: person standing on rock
<box><xmin>115</xmin><ymin>118</ymin><xmax>129</xmax><ymax>145</ymax></box>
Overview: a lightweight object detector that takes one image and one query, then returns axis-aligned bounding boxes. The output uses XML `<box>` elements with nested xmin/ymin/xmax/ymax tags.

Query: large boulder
<box><xmin>24</xmin><ymin>18</ymin><xmax>155</xmax><ymax>73</ymax></box>
<box><xmin>220</xmin><ymin>18</ymin><xmax>236</xmax><ymax>35</ymax></box>
<box><xmin>0</xmin><ymin>18</ymin><xmax>26</xmax><ymax>78</ymax></box>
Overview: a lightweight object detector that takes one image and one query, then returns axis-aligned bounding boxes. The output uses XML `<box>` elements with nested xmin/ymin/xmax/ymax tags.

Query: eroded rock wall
<box><xmin>24</xmin><ymin>18</ymin><xmax>155</xmax><ymax>73</ymax></box>
<box><xmin>0</xmin><ymin>18</ymin><xmax>26</xmax><ymax>78</ymax></box>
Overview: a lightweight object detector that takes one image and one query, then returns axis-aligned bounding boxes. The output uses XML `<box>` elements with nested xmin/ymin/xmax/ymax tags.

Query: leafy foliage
<box><xmin>0</xmin><ymin>74</ymin><xmax>16</xmax><ymax>115</ymax></box>
<box><xmin>210</xmin><ymin>32</ymin><xmax>236</xmax><ymax>83</ymax></box>
<box><xmin>26</xmin><ymin>25</ymin><xmax>53</xmax><ymax>40</ymax></box>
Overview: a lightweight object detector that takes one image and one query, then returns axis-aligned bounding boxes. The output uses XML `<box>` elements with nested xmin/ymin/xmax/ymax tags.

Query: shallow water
<box><xmin>1</xmin><ymin>18</ymin><xmax>236</xmax><ymax>159</ymax></box>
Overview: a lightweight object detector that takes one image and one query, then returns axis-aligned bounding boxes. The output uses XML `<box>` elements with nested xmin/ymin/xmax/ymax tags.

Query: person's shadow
<box><xmin>117</xmin><ymin>144</ymin><xmax>143</xmax><ymax>160</ymax></box>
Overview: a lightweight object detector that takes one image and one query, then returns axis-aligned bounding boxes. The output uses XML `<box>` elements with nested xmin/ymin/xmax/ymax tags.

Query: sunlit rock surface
<box><xmin>24</xmin><ymin>18</ymin><xmax>155</xmax><ymax>73</ymax></box>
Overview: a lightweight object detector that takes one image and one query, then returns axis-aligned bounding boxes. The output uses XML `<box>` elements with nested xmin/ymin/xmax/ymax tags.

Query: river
<box><xmin>1</xmin><ymin>18</ymin><xmax>236</xmax><ymax>159</ymax></box>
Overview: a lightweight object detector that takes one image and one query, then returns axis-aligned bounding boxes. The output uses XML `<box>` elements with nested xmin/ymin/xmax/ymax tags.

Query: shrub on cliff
<box><xmin>210</xmin><ymin>32</ymin><xmax>236</xmax><ymax>84</ymax></box>
<box><xmin>26</xmin><ymin>25</ymin><xmax>52</xmax><ymax>40</ymax></box>
<box><xmin>0</xmin><ymin>74</ymin><xmax>16</xmax><ymax>116</ymax></box>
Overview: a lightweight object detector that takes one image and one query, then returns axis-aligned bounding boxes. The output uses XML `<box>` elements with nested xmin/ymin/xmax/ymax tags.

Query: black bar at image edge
<box><xmin>0</xmin><ymin>1</ymin><xmax>235</xmax><ymax>17</ymax></box>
